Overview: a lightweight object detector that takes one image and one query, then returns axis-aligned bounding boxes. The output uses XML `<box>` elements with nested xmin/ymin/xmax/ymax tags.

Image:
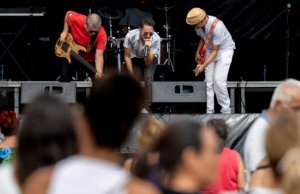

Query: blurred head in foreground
<box><xmin>269</xmin><ymin>79</ymin><xmax>300</xmax><ymax>114</ymax></box>
<box><xmin>137</xmin><ymin>118</ymin><xmax>165</xmax><ymax>150</ymax></box>
<box><xmin>15</xmin><ymin>94</ymin><xmax>78</xmax><ymax>185</ymax></box>
<box><xmin>266</xmin><ymin>110</ymin><xmax>300</xmax><ymax>194</ymax></box>
<box><xmin>207</xmin><ymin>119</ymin><xmax>229</xmax><ymax>151</ymax></box>
<box><xmin>83</xmin><ymin>73</ymin><xmax>145</xmax><ymax>149</ymax></box>
<box><xmin>155</xmin><ymin>120</ymin><xmax>219</xmax><ymax>191</ymax></box>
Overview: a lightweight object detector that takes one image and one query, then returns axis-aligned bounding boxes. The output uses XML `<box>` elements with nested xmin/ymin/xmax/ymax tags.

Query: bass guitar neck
<box><xmin>70</xmin><ymin>50</ymin><xmax>97</xmax><ymax>74</ymax></box>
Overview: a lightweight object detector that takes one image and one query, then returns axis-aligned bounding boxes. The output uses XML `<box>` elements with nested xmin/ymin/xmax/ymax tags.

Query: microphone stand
<box><xmin>285</xmin><ymin>2</ymin><xmax>291</xmax><ymax>78</ymax></box>
<box><xmin>163</xmin><ymin>5</ymin><xmax>174</xmax><ymax>71</ymax></box>
<box><xmin>156</xmin><ymin>4</ymin><xmax>176</xmax><ymax>71</ymax></box>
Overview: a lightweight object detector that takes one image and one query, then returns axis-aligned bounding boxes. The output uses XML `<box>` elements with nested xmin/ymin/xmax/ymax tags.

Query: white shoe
<box><xmin>221</xmin><ymin>108</ymin><xmax>231</xmax><ymax>114</ymax></box>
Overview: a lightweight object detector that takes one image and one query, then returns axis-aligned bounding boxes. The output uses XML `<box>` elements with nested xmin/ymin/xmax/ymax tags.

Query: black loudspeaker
<box><xmin>21</xmin><ymin>81</ymin><xmax>76</xmax><ymax>103</ymax></box>
<box><xmin>151</xmin><ymin>81</ymin><xmax>206</xmax><ymax>113</ymax></box>
<box><xmin>152</xmin><ymin>81</ymin><xmax>206</xmax><ymax>103</ymax></box>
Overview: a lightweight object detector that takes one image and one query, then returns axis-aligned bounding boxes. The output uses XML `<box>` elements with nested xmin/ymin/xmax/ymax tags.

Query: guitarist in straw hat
<box><xmin>59</xmin><ymin>11</ymin><xmax>107</xmax><ymax>81</ymax></box>
<box><xmin>186</xmin><ymin>8</ymin><xmax>235</xmax><ymax>114</ymax></box>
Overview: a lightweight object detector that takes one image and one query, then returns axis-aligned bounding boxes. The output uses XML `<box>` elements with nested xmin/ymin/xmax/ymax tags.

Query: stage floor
<box><xmin>0</xmin><ymin>81</ymin><xmax>281</xmax><ymax>114</ymax></box>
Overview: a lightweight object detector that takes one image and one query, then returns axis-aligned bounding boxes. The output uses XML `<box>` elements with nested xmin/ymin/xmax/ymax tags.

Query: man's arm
<box><xmin>237</xmin><ymin>153</ymin><xmax>246</xmax><ymax>192</ymax></box>
<box><xmin>195</xmin><ymin>39</ymin><xmax>204</xmax><ymax>63</ymax></box>
<box><xmin>95</xmin><ymin>49</ymin><xmax>104</xmax><ymax>79</ymax></box>
<box><xmin>124</xmin><ymin>47</ymin><xmax>134</xmax><ymax>74</ymax></box>
<box><xmin>194</xmin><ymin>44</ymin><xmax>220</xmax><ymax>76</ymax></box>
<box><xmin>60</xmin><ymin>11</ymin><xmax>70</xmax><ymax>42</ymax></box>
<box><xmin>144</xmin><ymin>51</ymin><xmax>155</xmax><ymax>66</ymax></box>
<box><xmin>202</xmin><ymin>44</ymin><xmax>220</xmax><ymax>68</ymax></box>
<box><xmin>144</xmin><ymin>39</ymin><xmax>158</xmax><ymax>66</ymax></box>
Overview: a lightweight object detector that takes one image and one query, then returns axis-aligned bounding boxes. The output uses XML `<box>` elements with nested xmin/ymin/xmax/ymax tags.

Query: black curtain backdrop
<box><xmin>0</xmin><ymin>0</ymin><xmax>299</xmax><ymax>81</ymax></box>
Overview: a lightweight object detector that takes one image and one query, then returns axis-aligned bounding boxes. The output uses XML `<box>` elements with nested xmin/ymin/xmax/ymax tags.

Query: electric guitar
<box><xmin>55</xmin><ymin>33</ymin><xmax>97</xmax><ymax>74</ymax></box>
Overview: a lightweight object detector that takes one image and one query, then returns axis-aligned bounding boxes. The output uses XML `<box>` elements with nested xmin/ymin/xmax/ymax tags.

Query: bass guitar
<box><xmin>55</xmin><ymin>33</ymin><xmax>97</xmax><ymax>74</ymax></box>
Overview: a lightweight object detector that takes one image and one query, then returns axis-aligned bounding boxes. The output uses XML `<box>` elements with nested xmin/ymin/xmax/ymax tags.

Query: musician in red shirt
<box><xmin>59</xmin><ymin>10</ymin><xmax>107</xmax><ymax>81</ymax></box>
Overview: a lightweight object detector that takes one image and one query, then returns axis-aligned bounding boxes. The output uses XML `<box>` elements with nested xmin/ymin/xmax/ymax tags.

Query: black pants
<box><xmin>130</xmin><ymin>57</ymin><xmax>157</xmax><ymax>109</ymax></box>
<box><xmin>60</xmin><ymin>59</ymin><xmax>95</xmax><ymax>82</ymax></box>
<box><xmin>131</xmin><ymin>58</ymin><xmax>146</xmax><ymax>81</ymax></box>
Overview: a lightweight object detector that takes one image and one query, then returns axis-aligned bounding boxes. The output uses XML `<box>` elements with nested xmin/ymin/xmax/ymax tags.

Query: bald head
<box><xmin>86</xmin><ymin>13</ymin><xmax>102</xmax><ymax>30</ymax></box>
<box><xmin>270</xmin><ymin>79</ymin><xmax>300</xmax><ymax>110</ymax></box>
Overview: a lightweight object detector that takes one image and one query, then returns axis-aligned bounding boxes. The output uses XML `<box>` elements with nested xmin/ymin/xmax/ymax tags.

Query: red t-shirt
<box><xmin>202</xmin><ymin>148</ymin><xmax>239</xmax><ymax>194</ymax></box>
<box><xmin>66</xmin><ymin>11</ymin><xmax>107</xmax><ymax>62</ymax></box>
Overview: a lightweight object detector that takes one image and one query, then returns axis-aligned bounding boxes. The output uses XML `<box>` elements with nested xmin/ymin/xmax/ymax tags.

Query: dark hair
<box><xmin>15</xmin><ymin>95</ymin><xmax>78</xmax><ymax>185</ymax></box>
<box><xmin>140</xmin><ymin>17</ymin><xmax>155</xmax><ymax>28</ymax></box>
<box><xmin>207</xmin><ymin>119</ymin><xmax>228</xmax><ymax>149</ymax></box>
<box><xmin>84</xmin><ymin>74</ymin><xmax>145</xmax><ymax>148</ymax></box>
<box><xmin>155</xmin><ymin>120</ymin><xmax>203</xmax><ymax>173</ymax></box>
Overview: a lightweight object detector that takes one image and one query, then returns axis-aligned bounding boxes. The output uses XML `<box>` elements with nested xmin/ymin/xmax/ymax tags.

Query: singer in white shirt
<box><xmin>124</xmin><ymin>17</ymin><xmax>160</xmax><ymax>111</ymax></box>
<box><xmin>124</xmin><ymin>17</ymin><xmax>160</xmax><ymax>79</ymax></box>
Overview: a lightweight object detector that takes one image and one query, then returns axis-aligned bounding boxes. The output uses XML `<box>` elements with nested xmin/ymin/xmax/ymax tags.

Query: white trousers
<box><xmin>205</xmin><ymin>50</ymin><xmax>234</xmax><ymax>114</ymax></box>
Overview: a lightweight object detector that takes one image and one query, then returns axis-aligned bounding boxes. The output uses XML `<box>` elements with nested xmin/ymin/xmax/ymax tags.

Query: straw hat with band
<box><xmin>186</xmin><ymin>8</ymin><xmax>207</xmax><ymax>25</ymax></box>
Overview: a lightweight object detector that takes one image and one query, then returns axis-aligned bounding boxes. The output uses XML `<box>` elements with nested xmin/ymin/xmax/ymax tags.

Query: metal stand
<box><xmin>107</xmin><ymin>16</ymin><xmax>117</xmax><ymax>49</ymax></box>
<box><xmin>116</xmin><ymin>38</ymin><xmax>123</xmax><ymax>73</ymax></box>
<box><xmin>108</xmin><ymin>16</ymin><xmax>113</xmax><ymax>38</ymax></box>
<box><xmin>285</xmin><ymin>2</ymin><xmax>291</xmax><ymax>78</ymax></box>
<box><xmin>105</xmin><ymin>15</ymin><xmax>123</xmax><ymax>73</ymax></box>
<box><xmin>0</xmin><ymin>64</ymin><xmax>4</xmax><ymax>80</ymax></box>
<box><xmin>0</xmin><ymin>7</ymin><xmax>45</xmax><ymax>80</ymax></box>
<box><xmin>0</xmin><ymin>21</ymin><xmax>31</xmax><ymax>80</ymax></box>
<box><xmin>157</xmin><ymin>5</ymin><xmax>175</xmax><ymax>71</ymax></box>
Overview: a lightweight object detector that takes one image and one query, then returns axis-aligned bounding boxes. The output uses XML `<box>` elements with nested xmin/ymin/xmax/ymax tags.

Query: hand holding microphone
<box><xmin>144</xmin><ymin>38</ymin><xmax>152</xmax><ymax>57</ymax></box>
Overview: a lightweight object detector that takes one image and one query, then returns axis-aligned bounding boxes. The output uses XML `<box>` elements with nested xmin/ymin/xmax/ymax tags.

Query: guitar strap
<box><xmin>199</xmin><ymin>18</ymin><xmax>220</xmax><ymax>64</ymax></box>
<box><xmin>87</xmin><ymin>32</ymin><xmax>98</xmax><ymax>53</ymax></box>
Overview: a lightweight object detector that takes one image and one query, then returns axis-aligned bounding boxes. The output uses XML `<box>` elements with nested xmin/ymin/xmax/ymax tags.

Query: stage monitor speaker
<box><xmin>152</xmin><ymin>81</ymin><xmax>206</xmax><ymax>103</ymax></box>
<box><xmin>21</xmin><ymin>81</ymin><xmax>76</xmax><ymax>103</ymax></box>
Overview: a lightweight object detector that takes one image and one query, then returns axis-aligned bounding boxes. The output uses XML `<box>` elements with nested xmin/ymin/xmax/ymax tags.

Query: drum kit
<box><xmin>98</xmin><ymin>1</ymin><xmax>176</xmax><ymax>73</ymax></box>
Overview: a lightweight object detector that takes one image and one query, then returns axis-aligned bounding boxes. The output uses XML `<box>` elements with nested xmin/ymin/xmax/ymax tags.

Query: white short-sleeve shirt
<box><xmin>47</xmin><ymin>156</ymin><xmax>130</xmax><ymax>194</ymax></box>
<box><xmin>195</xmin><ymin>15</ymin><xmax>235</xmax><ymax>52</ymax></box>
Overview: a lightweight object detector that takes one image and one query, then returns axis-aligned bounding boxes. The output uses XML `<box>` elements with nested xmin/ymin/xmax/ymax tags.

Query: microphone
<box><xmin>144</xmin><ymin>45</ymin><xmax>150</xmax><ymax>57</ymax></box>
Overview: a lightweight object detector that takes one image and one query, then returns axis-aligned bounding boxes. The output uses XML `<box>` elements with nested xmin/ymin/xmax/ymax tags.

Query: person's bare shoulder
<box><xmin>128</xmin><ymin>177</ymin><xmax>161</xmax><ymax>194</ymax></box>
<box><xmin>22</xmin><ymin>166</ymin><xmax>53</xmax><ymax>194</ymax></box>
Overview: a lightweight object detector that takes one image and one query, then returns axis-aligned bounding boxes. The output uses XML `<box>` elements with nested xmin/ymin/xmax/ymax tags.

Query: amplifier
<box><xmin>152</xmin><ymin>81</ymin><xmax>206</xmax><ymax>103</ymax></box>
<box><xmin>21</xmin><ymin>81</ymin><xmax>76</xmax><ymax>103</ymax></box>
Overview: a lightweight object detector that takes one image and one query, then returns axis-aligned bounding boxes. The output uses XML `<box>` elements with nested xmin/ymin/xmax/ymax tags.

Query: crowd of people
<box><xmin>0</xmin><ymin>75</ymin><xmax>300</xmax><ymax>194</ymax></box>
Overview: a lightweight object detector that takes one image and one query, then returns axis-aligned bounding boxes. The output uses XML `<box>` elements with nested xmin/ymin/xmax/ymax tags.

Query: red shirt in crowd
<box><xmin>203</xmin><ymin>147</ymin><xmax>239</xmax><ymax>194</ymax></box>
<box><xmin>66</xmin><ymin>11</ymin><xmax>107</xmax><ymax>62</ymax></box>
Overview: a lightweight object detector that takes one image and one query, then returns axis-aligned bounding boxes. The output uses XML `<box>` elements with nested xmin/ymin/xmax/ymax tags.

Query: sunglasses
<box><xmin>87</xmin><ymin>29</ymin><xmax>99</xmax><ymax>34</ymax></box>
<box><xmin>143</xmin><ymin>32</ymin><xmax>153</xmax><ymax>37</ymax></box>
<box><xmin>85</xmin><ymin>23</ymin><xmax>99</xmax><ymax>34</ymax></box>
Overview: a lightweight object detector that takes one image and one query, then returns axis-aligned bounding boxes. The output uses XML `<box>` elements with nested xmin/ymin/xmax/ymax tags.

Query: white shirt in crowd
<box><xmin>0</xmin><ymin>164</ymin><xmax>21</xmax><ymax>194</ymax></box>
<box><xmin>123</xmin><ymin>29</ymin><xmax>161</xmax><ymax>59</ymax></box>
<box><xmin>248</xmin><ymin>187</ymin><xmax>284</xmax><ymax>194</ymax></box>
<box><xmin>195</xmin><ymin>15</ymin><xmax>235</xmax><ymax>52</ymax></box>
<box><xmin>243</xmin><ymin>110</ymin><xmax>270</xmax><ymax>186</ymax></box>
<box><xmin>47</xmin><ymin>155</ymin><xmax>130</xmax><ymax>194</ymax></box>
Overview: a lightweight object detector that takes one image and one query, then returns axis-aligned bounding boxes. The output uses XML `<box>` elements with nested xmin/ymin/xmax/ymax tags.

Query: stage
<box><xmin>0</xmin><ymin>80</ymin><xmax>281</xmax><ymax>114</ymax></box>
